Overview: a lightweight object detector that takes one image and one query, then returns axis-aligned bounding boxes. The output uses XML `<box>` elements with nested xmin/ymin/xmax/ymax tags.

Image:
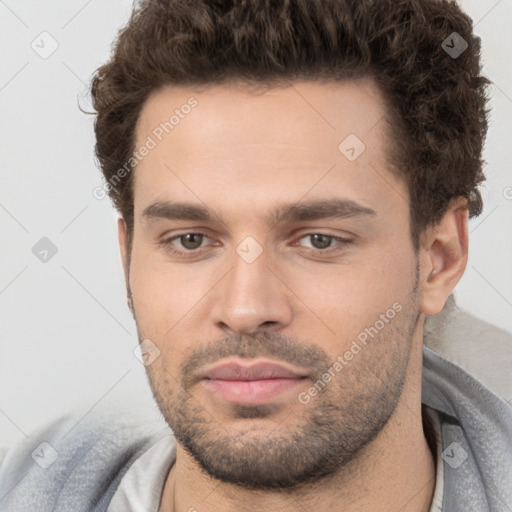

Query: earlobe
<box><xmin>420</xmin><ymin>199</ymin><xmax>469</xmax><ymax>316</ymax></box>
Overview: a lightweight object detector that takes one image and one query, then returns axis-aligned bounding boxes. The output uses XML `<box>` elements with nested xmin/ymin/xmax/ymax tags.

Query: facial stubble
<box><xmin>132</xmin><ymin>272</ymin><xmax>421</xmax><ymax>490</ymax></box>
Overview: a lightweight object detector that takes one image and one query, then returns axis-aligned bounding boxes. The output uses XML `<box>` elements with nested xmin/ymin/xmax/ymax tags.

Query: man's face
<box><xmin>123</xmin><ymin>79</ymin><xmax>422</xmax><ymax>488</ymax></box>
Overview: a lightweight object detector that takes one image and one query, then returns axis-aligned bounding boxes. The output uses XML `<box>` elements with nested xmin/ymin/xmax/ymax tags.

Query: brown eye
<box><xmin>308</xmin><ymin>234</ymin><xmax>333</xmax><ymax>250</ymax></box>
<box><xmin>160</xmin><ymin>232</ymin><xmax>211</xmax><ymax>255</ymax></box>
<box><xmin>178</xmin><ymin>233</ymin><xmax>205</xmax><ymax>250</ymax></box>
<box><xmin>295</xmin><ymin>233</ymin><xmax>353</xmax><ymax>255</ymax></box>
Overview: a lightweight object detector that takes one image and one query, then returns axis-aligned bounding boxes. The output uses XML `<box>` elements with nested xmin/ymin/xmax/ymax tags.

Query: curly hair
<box><xmin>90</xmin><ymin>0</ymin><xmax>490</xmax><ymax>251</ymax></box>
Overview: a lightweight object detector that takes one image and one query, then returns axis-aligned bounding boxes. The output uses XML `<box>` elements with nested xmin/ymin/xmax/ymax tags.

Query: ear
<box><xmin>419</xmin><ymin>197</ymin><xmax>469</xmax><ymax>316</ymax></box>
<box><xmin>117</xmin><ymin>217</ymin><xmax>133</xmax><ymax>313</ymax></box>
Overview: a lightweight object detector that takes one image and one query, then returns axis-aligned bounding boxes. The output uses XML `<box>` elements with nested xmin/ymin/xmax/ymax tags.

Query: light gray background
<box><xmin>1</xmin><ymin>0</ymin><xmax>511</xmax><ymax>448</ymax></box>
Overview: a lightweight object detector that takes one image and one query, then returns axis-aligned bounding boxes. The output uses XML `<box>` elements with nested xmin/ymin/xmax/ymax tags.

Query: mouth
<box><xmin>199</xmin><ymin>359</ymin><xmax>309</xmax><ymax>406</ymax></box>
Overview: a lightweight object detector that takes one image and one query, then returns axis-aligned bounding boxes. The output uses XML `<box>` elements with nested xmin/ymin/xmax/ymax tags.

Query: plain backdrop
<box><xmin>1</xmin><ymin>0</ymin><xmax>511</xmax><ymax>448</ymax></box>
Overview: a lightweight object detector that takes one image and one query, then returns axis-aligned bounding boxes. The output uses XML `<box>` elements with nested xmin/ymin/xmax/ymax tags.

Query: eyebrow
<box><xmin>141</xmin><ymin>198</ymin><xmax>377</xmax><ymax>227</ymax></box>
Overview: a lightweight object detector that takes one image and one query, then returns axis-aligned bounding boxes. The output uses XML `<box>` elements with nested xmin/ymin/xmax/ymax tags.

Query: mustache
<box><xmin>180</xmin><ymin>332</ymin><xmax>332</xmax><ymax>390</ymax></box>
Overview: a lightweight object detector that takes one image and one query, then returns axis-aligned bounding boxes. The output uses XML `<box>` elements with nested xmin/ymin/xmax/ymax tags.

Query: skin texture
<box><xmin>118</xmin><ymin>78</ymin><xmax>469</xmax><ymax>511</ymax></box>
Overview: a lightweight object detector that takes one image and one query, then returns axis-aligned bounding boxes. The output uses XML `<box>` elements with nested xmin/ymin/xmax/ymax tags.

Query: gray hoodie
<box><xmin>1</xmin><ymin>300</ymin><xmax>511</xmax><ymax>511</ymax></box>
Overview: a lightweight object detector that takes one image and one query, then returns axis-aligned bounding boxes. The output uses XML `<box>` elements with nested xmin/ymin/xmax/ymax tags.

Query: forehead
<box><xmin>131</xmin><ymin>78</ymin><xmax>407</xmax><ymax>224</ymax></box>
<box><xmin>135</xmin><ymin>78</ymin><xmax>388</xmax><ymax>151</ymax></box>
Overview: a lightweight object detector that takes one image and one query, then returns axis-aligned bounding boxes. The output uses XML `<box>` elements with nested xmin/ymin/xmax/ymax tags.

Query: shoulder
<box><xmin>424</xmin><ymin>293</ymin><xmax>512</xmax><ymax>403</ymax></box>
<box><xmin>423</xmin><ymin>295</ymin><xmax>512</xmax><ymax>510</ymax></box>
<box><xmin>0</xmin><ymin>402</ymin><xmax>171</xmax><ymax>512</ymax></box>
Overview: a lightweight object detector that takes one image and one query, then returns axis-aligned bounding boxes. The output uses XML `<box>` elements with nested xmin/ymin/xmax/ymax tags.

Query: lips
<box><xmin>202</xmin><ymin>360</ymin><xmax>309</xmax><ymax>381</ymax></box>
<box><xmin>199</xmin><ymin>359</ymin><xmax>309</xmax><ymax>405</ymax></box>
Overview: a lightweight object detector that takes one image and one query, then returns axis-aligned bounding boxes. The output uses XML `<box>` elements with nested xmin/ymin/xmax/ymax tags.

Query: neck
<box><xmin>159</xmin><ymin>344</ymin><xmax>435</xmax><ymax>512</ymax></box>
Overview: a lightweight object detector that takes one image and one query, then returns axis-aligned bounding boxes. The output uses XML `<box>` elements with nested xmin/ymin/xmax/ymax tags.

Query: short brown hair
<box><xmin>90</xmin><ymin>0</ymin><xmax>490</xmax><ymax>251</ymax></box>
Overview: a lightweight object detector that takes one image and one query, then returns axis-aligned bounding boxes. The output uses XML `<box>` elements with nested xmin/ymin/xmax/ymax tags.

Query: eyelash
<box><xmin>159</xmin><ymin>232</ymin><xmax>353</xmax><ymax>257</ymax></box>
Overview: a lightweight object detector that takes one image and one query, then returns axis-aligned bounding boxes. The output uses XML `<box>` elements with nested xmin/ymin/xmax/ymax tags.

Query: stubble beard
<box><xmin>136</xmin><ymin>279</ymin><xmax>421</xmax><ymax>490</ymax></box>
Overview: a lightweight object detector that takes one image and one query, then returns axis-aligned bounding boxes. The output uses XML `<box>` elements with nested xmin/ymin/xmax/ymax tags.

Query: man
<box><xmin>1</xmin><ymin>0</ymin><xmax>511</xmax><ymax>510</ymax></box>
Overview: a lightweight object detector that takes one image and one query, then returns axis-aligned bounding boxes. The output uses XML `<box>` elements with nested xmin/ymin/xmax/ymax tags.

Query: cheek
<box><xmin>284</xmin><ymin>250</ymin><xmax>415</xmax><ymax>349</ymax></box>
<box><xmin>128</xmin><ymin>247</ymin><xmax>206</xmax><ymax>336</ymax></box>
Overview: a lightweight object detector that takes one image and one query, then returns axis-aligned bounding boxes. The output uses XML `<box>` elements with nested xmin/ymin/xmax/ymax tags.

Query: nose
<box><xmin>211</xmin><ymin>246</ymin><xmax>293</xmax><ymax>335</ymax></box>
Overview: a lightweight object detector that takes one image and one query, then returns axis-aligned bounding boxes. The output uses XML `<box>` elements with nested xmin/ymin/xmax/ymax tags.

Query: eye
<box><xmin>160</xmin><ymin>232</ymin><xmax>211</xmax><ymax>254</ymax></box>
<box><xmin>295</xmin><ymin>233</ymin><xmax>353</xmax><ymax>253</ymax></box>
